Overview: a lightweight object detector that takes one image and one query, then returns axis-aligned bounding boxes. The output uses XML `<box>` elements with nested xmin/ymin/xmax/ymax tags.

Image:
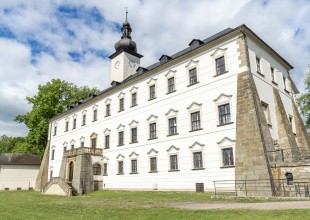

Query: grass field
<box><xmin>1</xmin><ymin>190</ymin><xmax>310</xmax><ymax>220</ymax></box>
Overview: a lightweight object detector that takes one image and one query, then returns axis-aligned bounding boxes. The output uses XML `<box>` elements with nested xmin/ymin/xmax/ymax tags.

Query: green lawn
<box><xmin>1</xmin><ymin>190</ymin><xmax>309</xmax><ymax>220</ymax></box>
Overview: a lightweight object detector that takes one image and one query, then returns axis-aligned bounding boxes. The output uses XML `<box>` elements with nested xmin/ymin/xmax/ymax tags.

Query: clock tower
<box><xmin>109</xmin><ymin>10</ymin><xmax>143</xmax><ymax>84</ymax></box>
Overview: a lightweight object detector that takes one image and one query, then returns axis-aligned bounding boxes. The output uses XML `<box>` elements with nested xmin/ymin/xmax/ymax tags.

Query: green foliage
<box><xmin>0</xmin><ymin>135</ymin><xmax>27</xmax><ymax>154</ymax></box>
<box><xmin>14</xmin><ymin>79</ymin><xmax>99</xmax><ymax>156</ymax></box>
<box><xmin>298</xmin><ymin>70</ymin><xmax>310</xmax><ymax>130</ymax></box>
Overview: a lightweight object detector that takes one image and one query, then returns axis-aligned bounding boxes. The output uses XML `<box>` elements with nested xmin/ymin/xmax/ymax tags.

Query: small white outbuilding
<box><xmin>0</xmin><ymin>153</ymin><xmax>41</xmax><ymax>190</ymax></box>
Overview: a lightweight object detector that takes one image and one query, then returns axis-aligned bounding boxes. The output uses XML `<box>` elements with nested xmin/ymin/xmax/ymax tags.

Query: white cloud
<box><xmin>0</xmin><ymin>0</ymin><xmax>309</xmax><ymax>137</ymax></box>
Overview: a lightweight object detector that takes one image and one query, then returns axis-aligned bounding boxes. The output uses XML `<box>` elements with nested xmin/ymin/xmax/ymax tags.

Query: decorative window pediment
<box><xmin>102</xmin><ymin>156</ymin><xmax>109</xmax><ymax>163</ymax></box>
<box><xmin>147</xmin><ymin>77</ymin><xmax>157</xmax><ymax>86</ymax></box>
<box><xmin>51</xmin><ymin>145</ymin><xmax>55</xmax><ymax>150</ymax></box>
<box><xmin>166</xmin><ymin>145</ymin><xmax>180</xmax><ymax>153</ymax></box>
<box><xmin>90</xmin><ymin>132</ymin><xmax>98</xmax><ymax>139</ymax></box>
<box><xmin>63</xmin><ymin>142</ymin><xmax>68</xmax><ymax>147</ymax></box>
<box><xmin>165</xmin><ymin>109</ymin><xmax>178</xmax><ymax>117</ymax></box>
<box><xmin>147</xmin><ymin>148</ymin><xmax>159</xmax><ymax>156</ymax></box>
<box><xmin>185</xmin><ymin>59</ymin><xmax>199</xmax><ymax>69</ymax></box>
<box><xmin>70</xmin><ymin>139</ymin><xmax>75</xmax><ymax>145</ymax></box>
<box><xmin>65</xmin><ymin>117</ymin><xmax>69</xmax><ymax>122</ymax></box>
<box><xmin>129</xmin><ymin>120</ymin><xmax>139</xmax><ymax>127</ymax></box>
<box><xmin>92</xmin><ymin>104</ymin><xmax>98</xmax><ymax>110</ymax></box>
<box><xmin>105</xmin><ymin>98</ymin><xmax>111</xmax><ymax>105</ymax></box>
<box><xmin>147</xmin><ymin>114</ymin><xmax>158</xmax><ymax>123</ymax></box>
<box><xmin>130</xmin><ymin>86</ymin><xmax>138</xmax><ymax>94</ymax></box>
<box><xmin>211</xmin><ymin>48</ymin><xmax>227</xmax><ymax>57</ymax></box>
<box><xmin>213</xmin><ymin>94</ymin><xmax>232</xmax><ymax>104</ymax></box>
<box><xmin>187</xmin><ymin>102</ymin><xmax>202</xmax><ymax>111</ymax></box>
<box><xmin>118</xmin><ymin>92</ymin><xmax>125</xmax><ymax>99</ymax></box>
<box><xmin>116</xmin><ymin>154</ymin><xmax>125</xmax><ymax>160</ymax></box>
<box><xmin>80</xmin><ymin>136</ymin><xmax>85</xmax><ymax>142</ymax></box>
<box><xmin>165</xmin><ymin>69</ymin><xmax>177</xmax><ymax>78</ymax></box>
<box><xmin>129</xmin><ymin>151</ymin><xmax>139</xmax><ymax>159</ymax></box>
<box><xmin>50</xmin><ymin>166</ymin><xmax>54</xmax><ymax>170</ymax></box>
<box><xmin>189</xmin><ymin>141</ymin><xmax>205</xmax><ymax>150</ymax></box>
<box><xmin>82</xmin><ymin>109</ymin><xmax>87</xmax><ymax>115</ymax></box>
<box><xmin>117</xmin><ymin>124</ymin><xmax>125</xmax><ymax>131</ymax></box>
<box><xmin>104</xmin><ymin>128</ymin><xmax>111</xmax><ymax>135</ymax></box>
<box><xmin>217</xmin><ymin>137</ymin><xmax>235</xmax><ymax>147</ymax></box>
<box><xmin>53</xmin><ymin>122</ymin><xmax>58</xmax><ymax>126</ymax></box>
<box><xmin>72</xmin><ymin>114</ymin><xmax>77</xmax><ymax>119</ymax></box>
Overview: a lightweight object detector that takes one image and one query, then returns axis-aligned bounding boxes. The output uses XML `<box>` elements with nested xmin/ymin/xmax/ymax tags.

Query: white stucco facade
<box><xmin>47</xmin><ymin>24</ymin><xmax>299</xmax><ymax>192</ymax></box>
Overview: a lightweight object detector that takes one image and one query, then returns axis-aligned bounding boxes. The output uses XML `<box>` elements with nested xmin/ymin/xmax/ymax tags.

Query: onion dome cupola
<box><xmin>109</xmin><ymin>9</ymin><xmax>143</xmax><ymax>84</ymax></box>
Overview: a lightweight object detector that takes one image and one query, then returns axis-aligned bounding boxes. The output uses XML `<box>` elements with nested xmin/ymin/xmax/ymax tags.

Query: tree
<box><xmin>0</xmin><ymin>135</ymin><xmax>27</xmax><ymax>153</ymax></box>
<box><xmin>298</xmin><ymin>66</ymin><xmax>310</xmax><ymax>130</ymax></box>
<box><xmin>15</xmin><ymin>79</ymin><xmax>99</xmax><ymax>156</ymax></box>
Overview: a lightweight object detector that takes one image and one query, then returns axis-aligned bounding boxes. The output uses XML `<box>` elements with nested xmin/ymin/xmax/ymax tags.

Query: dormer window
<box><xmin>159</xmin><ymin>55</ymin><xmax>172</xmax><ymax>64</ymax></box>
<box><xmin>137</xmin><ymin>67</ymin><xmax>148</xmax><ymax>75</ymax></box>
<box><xmin>189</xmin><ymin>39</ymin><xmax>203</xmax><ymax>50</ymax></box>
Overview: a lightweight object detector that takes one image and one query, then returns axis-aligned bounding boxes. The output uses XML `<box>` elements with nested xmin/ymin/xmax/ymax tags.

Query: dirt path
<box><xmin>169</xmin><ymin>201</ymin><xmax>310</xmax><ymax>210</ymax></box>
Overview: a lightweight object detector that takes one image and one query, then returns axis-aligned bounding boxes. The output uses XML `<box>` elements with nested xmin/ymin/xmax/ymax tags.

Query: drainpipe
<box><xmin>239</xmin><ymin>28</ymin><xmax>276</xmax><ymax>196</ymax></box>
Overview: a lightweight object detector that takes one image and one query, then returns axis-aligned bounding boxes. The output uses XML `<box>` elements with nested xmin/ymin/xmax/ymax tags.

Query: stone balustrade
<box><xmin>64</xmin><ymin>147</ymin><xmax>103</xmax><ymax>157</ymax></box>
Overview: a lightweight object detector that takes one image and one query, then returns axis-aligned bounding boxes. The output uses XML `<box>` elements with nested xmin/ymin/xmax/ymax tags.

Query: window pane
<box><xmin>169</xmin><ymin>117</ymin><xmax>177</xmax><ymax>135</ymax></box>
<box><xmin>131</xmin><ymin>128</ymin><xmax>137</xmax><ymax>143</ymax></box>
<box><xmin>222</xmin><ymin>148</ymin><xmax>234</xmax><ymax>166</ymax></box>
<box><xmin>218</xmin><ymin>104</ymin><xmax>231</xmax><ymax>125</ymax></box>
<box><xmin>150</xmin><ymin>157</ymin><xmax>157</xmax><ymax>171</ymax></box>
<box><xmin>193</xmin><ymin>152</ymin><xmax>203</xmax><ymax>168</ymax></box>
<box><xmin>93</xmin><ymin>163</ymin><xmax>101</xmax><ymax>175</ymax></box>
<box><xmin>119</xmin><ymin>131</ymin><xmax>124</xmax><ymax>145</ymax></box>
<box><xmin>191</xmin><ymin>112</ymin><xmax>201</xmax><ymax>130</ymax></box>
<box><xmin>131</xmin><ymin>160</ymin><xmax>137</xmax><ymax>173</ymax></box>
<box><xmin>118</xmin><ymin>161</ymin><xmax>123</xmax><ymax>174</ymax></box>
<box><xmin>216</xmin><ymin>56</ymin><xmax>225</xmax><ymax>75</ymax></box>
<box><xmin>170</xmin><ymin>155</ymin><xmax>178</xmax><ymax>170</ymax></box>
<box><xmin>168</xmin><ymin>77</ymin><xmax>175</xmax><ymax>93</ymax></box>
<box><xmin>105</xmin><ymin>135</ymin><xmax>109</xmax><ymax>148</ymax></box>
<box><xmin>103</xmin><ymin>163</ymin><xmax>107</xmax><ymax>175</ymax></box>
<box><xmin>149</xmin><ymin>123</ymin><xmax>156</xmax><ymax>139</ymax></box>
<box><xmin>189</xmin><ymin>68</ymin><xmax>197</xmax><ymax>85</ymax></box>
<box><xmin>150</xmin><ymin>85</ymin><xmax>156</xmax><ymax>99</ymax></box>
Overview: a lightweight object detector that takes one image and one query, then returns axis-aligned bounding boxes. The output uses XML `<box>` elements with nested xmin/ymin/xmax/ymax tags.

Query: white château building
<box><xmin>36</xmin><ymin>16</ymin><xmax>310</xmax><ymax>196</ymax></box>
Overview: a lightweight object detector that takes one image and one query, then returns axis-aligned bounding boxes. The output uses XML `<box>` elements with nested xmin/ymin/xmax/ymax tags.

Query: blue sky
<box><xmin>0</xmin><ymin>0</ymin><xmax>310</xmax><ymax>137</ymax></box>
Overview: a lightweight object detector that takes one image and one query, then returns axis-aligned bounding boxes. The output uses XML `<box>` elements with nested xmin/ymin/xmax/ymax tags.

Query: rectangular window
<box><xmin>150</xmin><ymin>157</ymin><xmax>157</xmax><ymax>172</ymax></box>
<box><xmin>71</xmin><ymin>144</ymin><xmax>74</xmax><ymax>150</ymax></box>
<box><xmin>131</xmin><ymin>159</ymin><xmax>137</xmax><ymax>173</ymax></box>
<box><xmin>81</xmin><ymin>141</ymin><xmax>84</xmax><ymax>148</ymax></box>
<box><xmin>191</xmin><ymin>111</ymin><xmax>201</xmax><ymax>131</ymax></box>
<box><xmin>118</xmin><ymin>131</ymin><xmax>124</xmax><ymax>146</ymax></box>
<box><xmin>53</xmin><ymin>126</ymin><xmax>57</xmax><ymax>136</ymax></box>
<box><xmin>73</xmin><ymin>118</ymin><xmax>76</xmax><ymax>129</ymax></box>
<box><xmin>51</xmin><ymin>149</ymin><xmax>55</xmax><ymax>160</ymax></box>
<box><xmin>106</xmin><ymin>104</ymin><xmax>111</xmax><ymax>116</ymax></box>
<box><xmin>63</xmin><ymin>147</ymin><xmax>66</xmax><ymax>152</ymax></box>
<box><xmin>149</xmin><ymin>123</ymin><xmax>157</xmax><ymax>139</ymax></box>
<box><xmin>168</xmin><ymin>117</ymin><xmax>177</xmax><ymax>135</ymax></box>
<box><xmin>93</xmin><ymin>109</ymin><xmax>97</xmax><ymax>121</ymax></box>
<box><xmin>222</xmin><ymin>148</ymin><xmax>234</xmax><ymax>166</ymax></box>
<box><xmin>131</xmin><ymin>127</ymin><xmax>137</xmax><ymax>143</ymax></box>
<box><xmin>271</xmin><ymin>67</ymin><xmax>275</xmax><ymax>82</ymax></box>
<box><xmin>256</xmin><ymin>56</ymin><xmax>261</xmax><ymax>73</ymax></box>
<box><xmin>50</xmin><ymin>170</ymin><xmax>53</xmax><ymax>180</ymax></box>
<box><xmin>119</xmin><ymin>98</ymin><xmax>124</xmax><ymax>111</ymax></box>
<box><xmin>131</xmin><ymin>93</ymin><xmax>137</xmax><ymax>106</ymax></box>
<box><xmin>283</xmin><ymin>76</ymin><xmax>287</xmax><ymax>91</ymax></box>
<box><xmin>168</xmin><ymin>77</ymin><xmax>175</xmax><ymax>93</ymax></box>
<box><xmin>218</xmin><ymin>104</ymin><xmax>231</xmax><ymax>125</ymax></box>
<box><xmin>193</xmin><ymin>152</ymin><xmax>203</xmax><ymax>169</ymax></box>
<box><xmin>82</xmin><ymin>114</ymin><xmax>86</xmax><ymax>126</ymax></box>
<box><xmin>103</xmin><ymin>163</ymin><xmax>107</xmax><ymax>175</ymax></box>
<box><xmin>261</xmin><ymin>102</ymin><xmax>271</xmax><ymax>125</ymax></box>
<box><xmin>65</xmin><ymin>121</ymin><xmax>69</xmax><ymax>132</ymax></box>
<box><xmin>149</xmin><ymin>85</ymin><xmax>156</xmax><ymax>100</ymax></box>
<box><xmin>118</xmin><ymin>161</ymin><xmax>124</xmax><ymax>174</ymax></box>
<box><xmin>105</xmin><ymin>135</ymin><xmax>110</xmax><ymax>149</ymax></box>
<box><xmin>189</xmin><ymin>68</ymin><xmax>198</xmax><ymax>85</ymax></box>
<box><xmin>170</xmin><ymin>155</ymin><xmax>178</xmax><ymax>170</ymax></box>
<box><xmin>91</xmin><ymin>138</ymin><xmax>97</xmax><ymax>148</ymax></box>
<box><xmin>215</xmin><ymin>56</ymin><xmax>226</xmax><ymax>75</ymax></box>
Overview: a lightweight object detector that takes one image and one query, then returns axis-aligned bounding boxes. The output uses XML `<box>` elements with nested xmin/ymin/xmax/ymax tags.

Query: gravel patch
<box><xmin>169</xmin><ymin>201</ymin><xmax>310</xmax><ymax>210</ymax></box>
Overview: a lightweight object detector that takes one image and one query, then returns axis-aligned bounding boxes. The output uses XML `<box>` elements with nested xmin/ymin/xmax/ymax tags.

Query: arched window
<box><xmin>93</xmin><ymin>163</ymin><xmax>101</xmax><ymax>175</ymax></box>
<box><xmin>285</xmin><ymin>172</ymin><xmax>293</xmax><ymax>185</ymax></box>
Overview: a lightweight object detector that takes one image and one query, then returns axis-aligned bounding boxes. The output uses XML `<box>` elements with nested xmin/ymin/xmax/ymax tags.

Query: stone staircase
<box><xmin>43</xmin><ymin>177</ymin><xmax>74</xmax><ymax>196</ymax></box>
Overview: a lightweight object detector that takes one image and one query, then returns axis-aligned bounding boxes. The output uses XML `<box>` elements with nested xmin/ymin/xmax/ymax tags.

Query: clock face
<box><xmin>128</xmin><ymin>60</ymin><xmax>136</xmax><ymax>68</ymax></box>
<box><xmin>114</xmin><ymin>61</ymin><xmax>120</xmax><ymax>69</ymax></box>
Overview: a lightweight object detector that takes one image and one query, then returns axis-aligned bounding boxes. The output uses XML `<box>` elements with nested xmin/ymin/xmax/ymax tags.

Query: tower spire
<box><xmin>125</xmin><ymin>7</ymin><xmax>128</xmax><ymax>21</ymax></box>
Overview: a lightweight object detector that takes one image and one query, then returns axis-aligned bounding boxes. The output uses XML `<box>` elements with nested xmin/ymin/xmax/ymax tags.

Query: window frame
<box><xmin>149</xmin><ymin>85</ymin><xmax>156</xmax><ymax>100</ymax></box>
<box><xmin>215</xmin><ymin>56</ymin><xmax>226</xmax><ymax>75</ymax></box>
<box><xmin>118</xmin><ymin>161</ymin><xmax>124</xmax><ymax>175</ymax></box>
<box><xmin>218</xmin><ymin>103</ymin><xmax>231</xmax><ymax>125</ymax></box>
<box><xmin>221</xmin><ymin>147</ymin><xmax>234</xmax><ymax>167</ymax></box>
<box><xmin>256</xmin><ymin>55</ymin><xmax>262</xmax><ymax>75</ymax></box>
<box><xmin>150</xmin><ymin>157</ymin><xmax>157</xmax><ymax>172</ymax></box>
<box><xmin>191</xmin><ymin>111</ymin><xmax>201</xmax><ymax>131</ymax></box>
<box><xmin>103</xmin><ymin>163</ymin><xmax>108</xmax><ymax>176</ymax></box>
<box><xmin>131</xmin><ymin>92</ymin><xmax>137</xmax><ymax>107</ymax></box>
<box><xmin>168</xmin><ymin>117</ymin><xmax>177</xmax><ymax>135</ymax></box>
<box><xmin>105</xmin><ymin>135</ymin><xmax>110</xmax><ymax>149</ymax></box>
<box><xmin>193</xmin><ymin>151</ymin><xmax>203</xmax><ymax>169</ymax></box>
<box><xmin>131</xmin><ymin>127</ymin><xmax>138</xmax><ymax>143</ymax></box>
<box><xmin>167</xmin><ymin>77</ymin><xmax>175</xmax><ymax>93</ymax></box>
<box><xmin>149</xmin><ymin>122</ymin><xmax>157</xmax><ymax>140</ymax></box>
<box><xmin>93</xmin><ymin>163</ymin><xmax>101</xmax><ymax>175</ymax></box>
<box><xmin>131</xmin><ymin>159</ymin><xmax>138</xmax><ymax>174</ymax></box>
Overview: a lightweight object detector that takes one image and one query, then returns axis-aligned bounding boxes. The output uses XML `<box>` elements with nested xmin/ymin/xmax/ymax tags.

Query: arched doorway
<box><xmin>69</xmin><ymin>161</ymin><xmax>74</xmax><ymax>182</ymax></box>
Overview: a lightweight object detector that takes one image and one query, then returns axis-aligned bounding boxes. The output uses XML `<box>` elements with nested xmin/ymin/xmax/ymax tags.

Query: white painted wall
<box><xmin>0</xmin><ymin>165</ymin><xmax>39</xmax><ymax>190</ymax></box>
